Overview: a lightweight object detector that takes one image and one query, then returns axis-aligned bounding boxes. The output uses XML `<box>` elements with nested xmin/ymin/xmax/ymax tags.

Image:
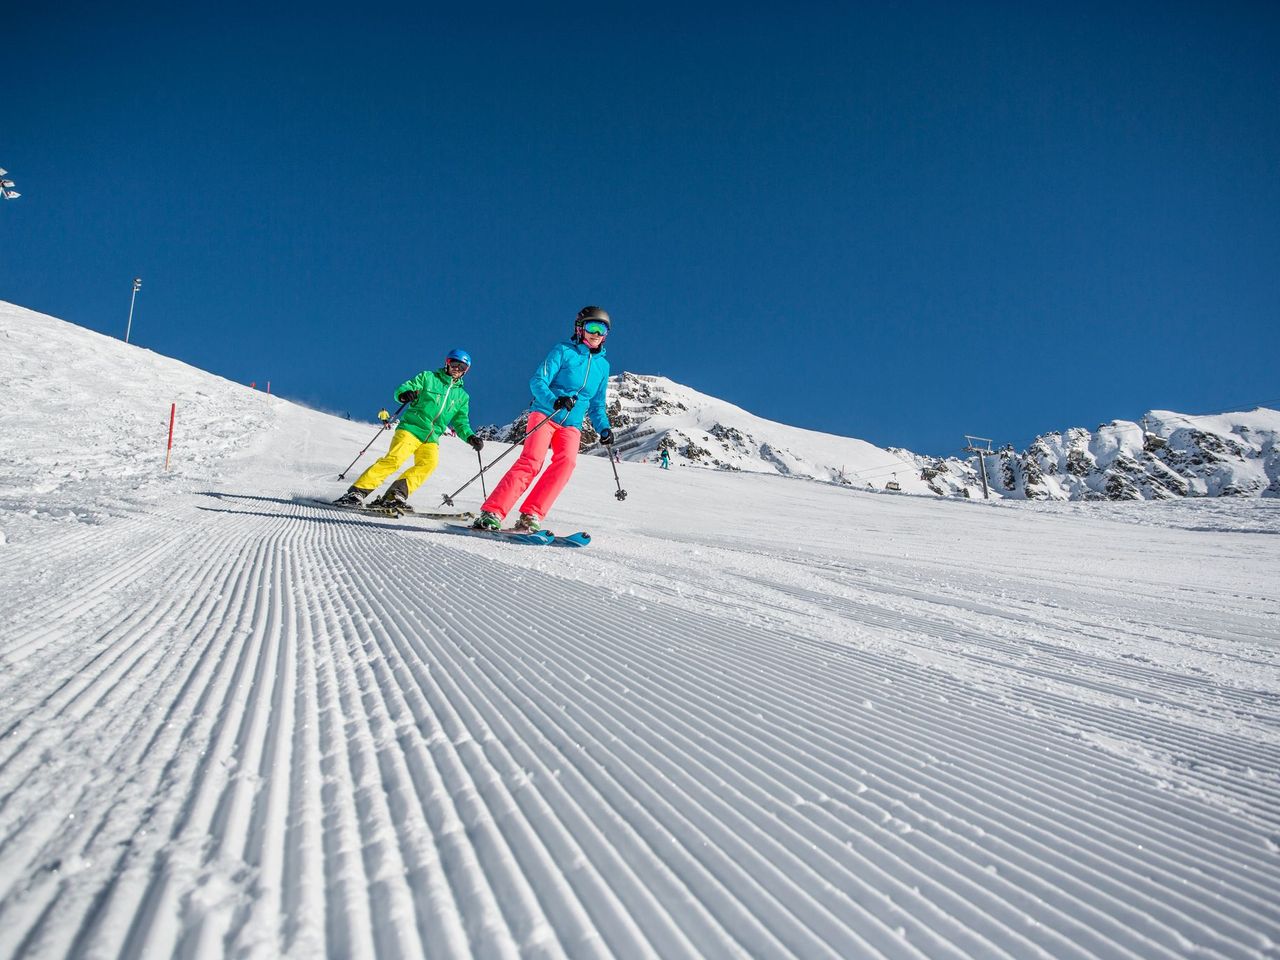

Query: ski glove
<box><xmin>467</xmin><ymin>435</ymin><xmax>485</xmax><ymax>452</ymax></box>
<box><xmin>397</xmin><ymin>389</ymin><xmax>420</xmax><ymax>403</ymax></box>
<box><xmin>552</xmin><ymin>395</ymin><xmax>577</xmax><ymax>412</ymax></box>
<box><xmin>599</xmin><ymin>428</ymin><xmax>615</xmax><ymax>445</ymax></box>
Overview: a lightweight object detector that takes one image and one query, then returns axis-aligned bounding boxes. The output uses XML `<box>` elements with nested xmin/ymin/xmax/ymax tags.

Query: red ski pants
<box><xmin>482</xmin><ymin>412</ymin><xmax>580</xmax><ymax>520</ymax></box>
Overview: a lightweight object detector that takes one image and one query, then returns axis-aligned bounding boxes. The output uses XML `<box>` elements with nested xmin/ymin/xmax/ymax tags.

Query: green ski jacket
<box><xmin>394</xmin><ymin>369</ymin><xmax>476</xmax><ymax>444</ymax></box>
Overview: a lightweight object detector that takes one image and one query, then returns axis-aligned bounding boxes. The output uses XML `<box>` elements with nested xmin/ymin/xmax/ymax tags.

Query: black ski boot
<box><xmin>374</xmin><ymin>479</ymin><xmax>413</xmax><ymax>514</ymax></box>
<box><xmin>333</xmin><ymin>487</ymin><xmax>369</xmax><ymax>507</ymax></box>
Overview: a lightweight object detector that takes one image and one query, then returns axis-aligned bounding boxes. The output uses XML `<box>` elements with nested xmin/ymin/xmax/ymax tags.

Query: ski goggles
<box><xmin>581</xmin><ymin>320</ymin><xmax>609</xmax><ymax>336</ymax></box>
<box><xmin>445</xmin><ymin>359</ymin><xmax>470</xmax><ymax>372</ymax></box>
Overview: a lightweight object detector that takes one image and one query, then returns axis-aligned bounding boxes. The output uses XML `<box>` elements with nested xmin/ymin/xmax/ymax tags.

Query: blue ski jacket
<box><xmin>529</xmin><ymin>339</ymin><xmax>611</xmax><ymax>432</ymax></box>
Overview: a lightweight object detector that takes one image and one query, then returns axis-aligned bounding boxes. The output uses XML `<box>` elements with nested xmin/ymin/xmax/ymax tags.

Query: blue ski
<box><xmin>444</xmin><ymin>523</ymin><xmax>555</xmax><ymax>545</ymax></box>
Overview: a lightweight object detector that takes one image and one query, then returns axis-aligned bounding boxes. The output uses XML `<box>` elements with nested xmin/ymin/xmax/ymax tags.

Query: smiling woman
<box><xmin>473</xmin><ymin>304</ymin><xmax>616</xmax><ymax>532</ymax></box>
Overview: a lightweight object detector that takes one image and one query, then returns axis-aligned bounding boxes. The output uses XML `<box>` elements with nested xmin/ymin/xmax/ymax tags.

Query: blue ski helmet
<box><xmin>445</xmin><ymin>348</ymin><xmax>472</xmax><ymax>370</ymax></box>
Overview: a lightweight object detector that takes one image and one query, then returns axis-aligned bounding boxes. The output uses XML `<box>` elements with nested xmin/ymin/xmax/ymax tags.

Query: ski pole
<box><xmin>477</xmin><ymin>448</ymin><xmax>488</xmax><ymax>499</ymax></box>
<box><xmin>605</xmin><ymin>435</ymin><xmax>628</xmax><ymax>500</ymax></box>
<box><xmin>338</xmin><ymin>399</ymin><xmax>408</xmax><ymax>480</ymax></box>
<box><xmin>441</xmin><ymin>409</ymin><xmax>566</xmax><ymax>506</ymax></box>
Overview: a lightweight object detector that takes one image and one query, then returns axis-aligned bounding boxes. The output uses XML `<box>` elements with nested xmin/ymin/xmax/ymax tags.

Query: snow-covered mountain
<box><xmin>487</xmin><ymin>372</ymin><xmax>937</xmax><ymax>495</ymax></box>
<box><xmin>547</xmin><ymin>371</ymin><xmax>1279</xmax><ymax>503</ymax></box>
<box><xmin>2</xmin><ymin>300</ymin><xmax>1279</xmax><ymax>960</ymax></box>
<box><xmin>894</xmin><ymin>410</ymin><xmax>1280</xmax><ymax>502</ymax></box>
<box><xmin>963</xmin><ymin>410</ymin><xmax>1280</xmax><ymax>501</ymax></box>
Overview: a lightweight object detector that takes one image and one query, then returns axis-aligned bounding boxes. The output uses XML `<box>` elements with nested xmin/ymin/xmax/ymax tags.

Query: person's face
<box><xmin>445</xmin><ymin>359</ymin><xmax>469</xmax><ymax>380</ymax></box>
<box><xmin>580</xmin><ymin>320</ymin><xmax>608</xmax><ymax>348</ymax></box>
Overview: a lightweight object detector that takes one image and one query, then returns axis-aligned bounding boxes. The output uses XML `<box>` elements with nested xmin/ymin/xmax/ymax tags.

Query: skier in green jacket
<box><xmin>334</xmin><ymin>348</ymin><xmax>484</xmax><ymax>512</ymax></box>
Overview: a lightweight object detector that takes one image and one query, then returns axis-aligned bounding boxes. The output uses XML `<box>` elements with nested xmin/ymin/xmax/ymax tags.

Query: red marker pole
<box><xmin>165</xmin><ymin>403</ymin><xmax>176</xmax><ymax>470</ymax></box>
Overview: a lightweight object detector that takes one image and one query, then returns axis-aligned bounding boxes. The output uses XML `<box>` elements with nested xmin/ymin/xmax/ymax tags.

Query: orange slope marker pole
<box><xmin>165</xmin><ymin>403</ymin><xmax>176</xmax><ymax>470</ymax></box>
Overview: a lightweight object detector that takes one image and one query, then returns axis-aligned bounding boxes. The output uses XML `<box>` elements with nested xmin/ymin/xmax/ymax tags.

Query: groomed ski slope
<box><xmin>1</xmin><ymin>303</ymin><xmax>1278</xmax><ymax>959</ymax></box>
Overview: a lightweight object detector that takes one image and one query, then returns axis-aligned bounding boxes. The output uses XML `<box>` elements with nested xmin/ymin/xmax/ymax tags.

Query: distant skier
<box><xmin>659</xmin><ymin>448</ymin><xmax>671</xmax><ymax>470</ymax></box>
<box><xmin>335</xmin><ymin>348</ymin><xmax>484</xmax><ymax>512</ymax></box>
<box><xmin>377</xmin><ymin>407</ymin><xmax>391</xmax><ymax>429</ymax></box>
<box><xmin>473</xmin><ymin>306</ymin><xmax>614</xmax><ymax>533</ymax></box>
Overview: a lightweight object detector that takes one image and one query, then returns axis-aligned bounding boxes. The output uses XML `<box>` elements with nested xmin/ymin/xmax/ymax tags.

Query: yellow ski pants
<box><xmin>352</xmin><ymin>429</ymin><xmax>440</xmax><ymax>495</ymax></box>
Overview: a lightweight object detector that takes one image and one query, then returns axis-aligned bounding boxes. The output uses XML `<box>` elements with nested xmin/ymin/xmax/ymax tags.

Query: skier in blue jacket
<box><xmin>474</xmin><ymin>306</ymin><xmax>615</xmax><ymax>532</ymax></box>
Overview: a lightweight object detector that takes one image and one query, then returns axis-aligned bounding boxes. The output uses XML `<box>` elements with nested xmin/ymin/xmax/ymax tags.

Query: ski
<box><xmin>307</xmin><ymin>501</ymin><xmax>581</xmax><ymax>546</ymax></box>
<box><xmin>306</xmin><ymin>498</ymin><xmax>474</xmax><ymax>521</ymax></box>
<box><xmin>398</xmin><ymin>509</ymin><xmax>479</xmax><ymax>521</ymax></box>
<box><xmin>308</xmin><ymin>497</ymin><xmax>400</xmax><ymax>518</ymax></box>
<box><xmin>449</xmin><ymin>525</ymin><xmax>590</xmax><ymax>547</ymax></box>
<box><xmin>444</xmin><ymin>523</ymin><xmax>555</xmax><ymax>545</ymax></box>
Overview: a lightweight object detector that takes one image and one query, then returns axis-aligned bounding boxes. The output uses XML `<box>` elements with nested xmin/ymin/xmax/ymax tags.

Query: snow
<box><xmin>595</xmin><ymin>373</ymin><xmax>932</xmax><ymax>494</ymax></box>
<box><xmin>966</xmin><ymin>411</ymin><xmax>1280</xmax><ymax>503</ymax></box>
<box><xmin>1</xmin><ymin>300</ymin><xmax>1278</xmax><ymax>959</ymax></box>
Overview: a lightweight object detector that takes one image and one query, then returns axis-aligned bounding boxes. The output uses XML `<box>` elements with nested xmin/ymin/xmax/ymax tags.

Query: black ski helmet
<box><xmin>574</xmin><ymin>305</ymin><xmax>611</xmax><ymax>341</ymax></box>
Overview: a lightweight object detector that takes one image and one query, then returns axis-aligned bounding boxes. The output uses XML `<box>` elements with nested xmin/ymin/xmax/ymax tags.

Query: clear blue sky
<box><xmin>4</xmin><ymin>1</ymin><xmax>1278</xmax><ymax>456</ymax></box>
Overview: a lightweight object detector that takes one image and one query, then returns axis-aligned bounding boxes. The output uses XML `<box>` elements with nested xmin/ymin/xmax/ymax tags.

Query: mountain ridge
<box><xmin>548</xmin><ymin>371</ymin><xmax>1280</xmax><ymax>502</ymax></box>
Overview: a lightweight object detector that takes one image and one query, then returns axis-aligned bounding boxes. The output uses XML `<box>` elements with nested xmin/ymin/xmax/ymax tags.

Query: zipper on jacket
<box><xmin>576</xmin><ymin>350</ymin><xmax>593</xmax><ymax>397</ymax></box>
<box><xmin>421</xmin><ymin>380</ymin><xmax>454</xmax><ymax>438</ymax></box>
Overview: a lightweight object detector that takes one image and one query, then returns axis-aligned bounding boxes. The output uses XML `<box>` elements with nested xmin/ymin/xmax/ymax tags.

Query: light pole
<box><xmin>125</xmin><ymin>277</ymin><xmax>142</xmax><ymax>344</ymax></box>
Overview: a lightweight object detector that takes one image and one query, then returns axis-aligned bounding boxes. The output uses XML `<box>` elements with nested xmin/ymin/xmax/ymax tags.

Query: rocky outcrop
<box><xmin>935</xmin><ymin>411</ymin><xmax>1280</xmax><ymax>502</ymax></box>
